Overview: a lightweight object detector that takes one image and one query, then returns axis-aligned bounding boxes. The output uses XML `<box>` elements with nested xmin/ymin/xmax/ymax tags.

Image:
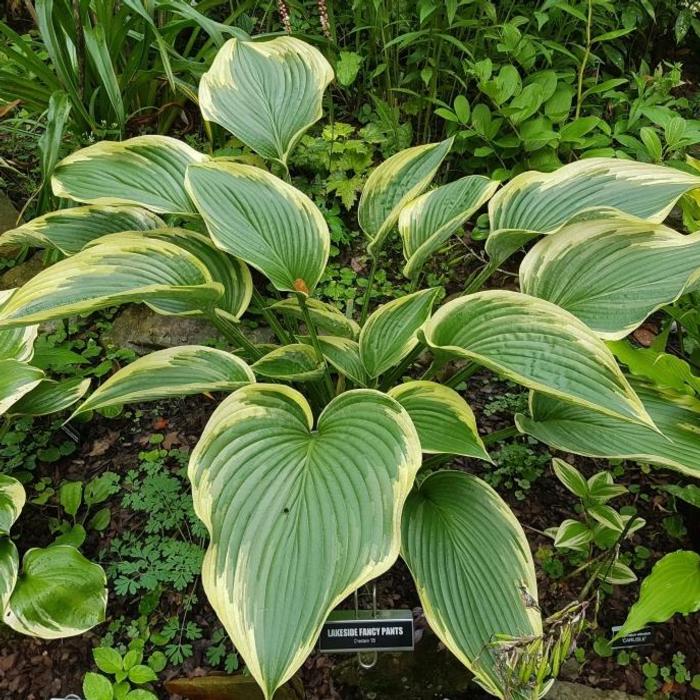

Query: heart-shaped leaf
<box><xmin>520</xmin><ymin>212</ymin><xmax>700</xmax><ymax>339</ymax></box>
<box><xmin>302</xmin><ymin>336</ymin><xmax>368</xmax><ymax>386</ymax></box>
<box><xmin>486</xmin><ymin>158</ymin><xmax>700</xmax><ymax>263</ymax></box>
<box><xmin>401</xmin><ymin>471</ymin><xmax>542</xmax><ymax>698</ymax></box>
<box><xmin>189</xmin><ymin>385</ymin><xmax>421</xmax><ymax>698</ymax></box>
<box><xmin>252</xmin><ymin>344</ymin><xmax>325</xmax><ymax>382</ymax></box>
<box><xmin>52</xmin><ymin>135</ymin><xmax>208</xmax><ymax>214</ymax></box>
<box><xmin>6</xmin><ymin>545</ymin><xmax>107</xmax><ymax>638</ymax></box>
<box><xmin>199</xmin><ymin>36</ymin><xmax>333</xmax><ymax>164</ymax></box>
<box><xmin>0</xmin><ymin>539</ymin><xmax>19</xmax><ymax>612</ymax></box>
<box><xmin>186</xmin><ymin>162</ymin><xmax>329</xmax><ymax>294</ymax></box>
<box><xmin>73</xmin><ymin>347</ymin><xmax>254</xmax><ymax>416</ymax></box>
<box><xmin>399</xmin><ymin>175</ymin><xmax>499</xmax><ymax>279</ymax></box>
<box><xmin>422</xmin><ymin>290</ymin><xmax>653</xmax><ymax>427</ymax></box>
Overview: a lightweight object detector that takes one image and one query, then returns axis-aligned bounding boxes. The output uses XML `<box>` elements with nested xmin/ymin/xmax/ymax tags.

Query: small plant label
<box><xmin>611</xmin><ymin>625</ymin><xmax>654</xmax><ymax>649</ymax></box>
<box><xmin>318</xmin><ymin>610</ymin><xmax>414</xmax><ymax>653</ymax></box>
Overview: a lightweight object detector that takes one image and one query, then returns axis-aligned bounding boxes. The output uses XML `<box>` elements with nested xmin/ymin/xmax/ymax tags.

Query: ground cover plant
<box><xmin>0</xmin><ymin>27</ymin><xmax>699</xmax><ymax>700</ymax></box>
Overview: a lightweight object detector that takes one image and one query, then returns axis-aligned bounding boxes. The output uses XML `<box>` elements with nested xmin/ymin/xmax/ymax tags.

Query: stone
<box><xmin>0</xmin><ymin>252</ymin><xmax>45</xmax><ymax>289</ymax></box>
<box><xmin>0</xmin><ymin>191</ymin><xmax>19</xmax><ymax>235</ymax></box>
<box><xmin>547</xmin><ymin>681</ymin><xmax>643</xmax><ymax>699</ymax></box>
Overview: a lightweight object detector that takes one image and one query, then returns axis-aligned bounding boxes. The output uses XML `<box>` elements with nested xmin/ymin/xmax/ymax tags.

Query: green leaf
<box><xmin>83</xmin><ymin>672</ymin><xmax>113</xmax><ymax>700</ymax></box>
<box><xmin>304</xmin><ymin>336</ymin><xmax>368</xmax><ymax>386</ymax></box>
<box><xmin>587</xmin><ymin>504</ymin><xmax>624</xmax><ymax>532</ymax></box>
<box><xmin>615</xmin><ymin>551</ymin><xmax>700</xmax><ymax>638</ymax></box>
<box><xmin>422</xmin><ymin>291</ymin><xmax>653</xmax><ymax>427</ymax></box>
<box><xmin>598</xmin><ymin>560</ymin><xmax>637</xmax><ymax>585</ymax></box>
<box><xmin>521</xmin><ymin>212</ymin><xmax>700</xmax><ymax>339</ymax></box>
<box><xmin>0</xmin><ymin>474</ymin><xmax>25</xmax><ymax>537</ymax></box>
<box><xmin>401</xmin><ymin>471</ymin><xmax>541</xmax><ymax>698</ymax></box>
<box><xmin>74</xmin><ymin>346</ymin><xmax>254</xmax><ymax>416</ymax></box>
<box><xmin>515</xmin><ymin>381</ymin><xmax>700</xmax><ymax>478</ymax></box>
<box><xmin>189</xmin><ymin>385</ymin><xmax>421</xmax><ymax>698</ymax></box>
<box><xmin>663</xmin><ymin>484</ymin><xmax>700</xmax><ymax>508</ymax></box>
<box><xmin>0</xmin><ymin>291</ymin><xmax>37</xmax><ymax>361</ymax></box>
<box><xmin>551</xmin><ymin>458</ymin><xmax>588</xmax><ymax>499</ymax></box>
<box><xmin>128</xmin><ymin>665</ymin><xmax>158</xmax><ymax>684</ymax></box>
<box><xmin>271</xmin><ymin>298</ymin><xmax>359</xmax><ymax>339</ymax></box>
<box><xmin>6</xmin><ymin>545</ymin><xmax>107</xmax><ymax>638</ymax></box>
<box><xmin>0</xmin><ymin>359</ymin><xmax>44</xmax><ymax>416</ymax></box>
<box><xmin>52</xmin><ymin>135</ymin><xmax>208</xmax><ymax>214</ymax></box>
<box><xmin>252</xmin><ymin>344</ymin><xmax>325</xmax><ymax>382</ymax></box>
<box><xmin>0</xmin><ymin>205</ymin><xmax>164</xmax><ymax>256</ymax></box>
<box><xmin>360</xmin><ymin>289</ymin><xmax>439</xmax><ymax>378</ymax></box>
<box><xmin>0</xmin><ymin>237</ymin><xmax>222</xmax><ymax>328</ymax></box>
<box><xmin>335</xmin><ymin>51</ymin><xmax>363</xmax><ymax>86</ymax></box>
<box><xmin>93</xmin><ymin>647</ymin><xmax>124</xmax><ymax>674</ymax></box>
<box><xmin>388</xmin><ymin>381</ymin><xmax>490</xmax><ymax>461</ymax></box>
<box><xmin>0</xmin><ymin>539</ymin><xmax>19</xmax><ymax>612</ymax></box>
<box><xmin>587</xmin><ymin>472</ymin><xmax>626</xmax><ymax>502</ymax></box>
<box><xmin>59</xmin><ymin>481</ymin><xmax>83</xmax><ymax>519</ymax></box>
<box><xmin>640</xmin><ymin>127</ymin><xmax>663</xmax><ymax>162</ymax></box>
<box><xmin>186</xmin><ymin>161</ymin><xmax>329</xmax><ymax>294</ymax></box>
<box><xmin>486</xmin><ymin>158</ymin><xmax>700</xmax><ymax>264</ymax></box>
<box><xmin>199</xmin><ymin>36</ymin><xmax>333</xmax><ymax>164</ymax></box>
<box><xmin>398</xmin><ymin>175</ymin><xmax>499</xmax><ymax>279</ymax></box>
<box><xmin>554</xmin><ymin>519</ymin><xmax>593</xmax><ymax>550</ymax></box>
<box><xmin>359</xmin><ymin>138</ymin><xmax>453</xmax><ymax>256</ymax></box>
<box><xmin>125</xmin><ymin>691</ymin><xmax>158</xmax><ymax>700</ymax></box>
<box><xmin>83</xmin><ymin>25</ymin><xmax>125</xmax><ymax>128</ymax></box>
<box><xmin>8</xmin><ymin>377</ymin><xmax>91</xmax><ymax>416</ymax></box>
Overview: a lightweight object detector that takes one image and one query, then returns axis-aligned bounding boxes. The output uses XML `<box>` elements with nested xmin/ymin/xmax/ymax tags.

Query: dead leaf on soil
<box><xmin>87</xmin><ymin>431</ymin><xmax>119</xmax><ymax>456</ymax></box>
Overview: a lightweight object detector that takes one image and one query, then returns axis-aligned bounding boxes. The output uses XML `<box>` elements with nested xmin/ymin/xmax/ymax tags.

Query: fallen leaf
<box><xmin>153</xmin><ymin>417</ymin><xmax>169</xmax><ymax>430</ymax></box>
<box><xmin>162</xmin><ymin>431</ymin><xmax>182</xmax><ymax>450</ymax></box>
<box><xmin>0</xmin><ymin>100</ymin><xmax>20</xmax><ymax>119</ymax></box>
<box><xmin>87</xmin><ymin>431</ymin><xmax>119</xmax><ymax>456</ymax></box>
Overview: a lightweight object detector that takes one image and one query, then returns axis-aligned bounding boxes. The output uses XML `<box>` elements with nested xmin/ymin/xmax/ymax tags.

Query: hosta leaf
<box><xmin>9</xmin><ymin>376</ymin><xmax>91</xmax><ymax>416</ymax></box>
<box><xmin>359</xmin><ymin>138</ymin><xmax>453</xmax><ymax>256</ymax></box>
<box><xmin>0</xmin><ymin>238</ymin><xmax>223</xmax><ymax>328</ymax></box>
<box><xmin>520</xmin><ymin>213</ymin><xmax>700</xmax><ymax>339</ymax></box>
<box><xmin>486</xmin><ymin>158</ymin><xmax>700</xmax><ymax>263</ymax></box>
<box><xmin>52</xmin><ymin>135</ymin><xmax>208</xmax><ymax>214</ymax></box>
<box><xmin>399</xmin><ymin>175</ymin><xmax>499</xmax><ymax>279</ymax></box>
<box><xmin>421</xmin><ymin>291</ymin><xmax>653</xmax><ymax>427</ymax></box>
<box><xmin>0</xmin><ymin>291</ymin><xmax>37</xmax><ymax>362</ymax></box>
<box><xmin>388</xmin><ymin>381</ymin><xmax>491</xmax><ymax>461</ymax></box>
<box><xmin>189</xmin><ymin>385</ymin><xmax>421</xmax><ymax>698</ymax></box>
<box><xmin>304</xmin><ymin>336</ymin><xmax>368</xmax><ymax>386</ymax></box>
<box><xmin>360</xmin><ymin>288</ymin><xmax>439</xmax><ymax>378</ymax></box>
<box><xmin>199</xmin><ymin>36</ymin><xmax>333</xmax><ymax>164</ymax></box>
<box><xmin>252</xmin><ymin>344</ymin><xmax>325</xmax><ymax>382</ymax></box>
<box><xmin>6</xmin><ymin>545</ymin><xmax>107</xmax><ymax>638</ymax></box>
<box><xmin>0</xmin><ymin>359</ymin><xmax>44</xmax><ymax>416</ymax></box>
<box><xmin>186</xmin><ymin>162</ymin><xmax>329</xmax><ymax>293</ymax></box>
<box><xmin>401</xmin><ymin>471</ymin><xmax>541</xmax><ymax>698</ymax></box>
<box><xmin>0</xmin><ymin>474</ymin><xmax>25</xmax><ymax>536</ymax></box>
<box><xmin>0</xmin><ymin>539</ymin><xmax>19</xmax><ymax>612</ymax></box>
<box><xmin>73</xmin><ymin>347</ymin><xmax>254</xmax><ymax>416</ymax></box>
<box><xmin>515</xmin><ymin>381</ymin><xmax>700</xmax><ymax>478</ymax></box>
<box><xmin>271</xmin><ymin>298</ymin><xmax>360</xmax><ymax>339</ymax></box>
<box><xmin>614</xmin><ymin>551</ymin><xmax>700</xmax><ymax>638</ymax></box>
<box><xmin>0</xmin><ymin>205</ymin><xmax>164</xmax><ymax>256</ymax></box>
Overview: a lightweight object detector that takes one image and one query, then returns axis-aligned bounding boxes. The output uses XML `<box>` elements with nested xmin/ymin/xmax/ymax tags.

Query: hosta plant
<box><xmin>2</xmin><ymin>33</ymin><xmax>700</xmax><ymax>700</ymax></box>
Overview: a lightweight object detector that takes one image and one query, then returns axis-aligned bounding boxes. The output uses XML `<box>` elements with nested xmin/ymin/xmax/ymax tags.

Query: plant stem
<box><xmin>482</xmin><ymin>425</ymin><xmax>521</xmax><ymax>446</ymax></box>
<box><xmin>445</xmin><ymin>362</ymin><xmax>479</xmax><ymax>388</ymax></box>
<box><xmin>575</xmin><ymin>0</ymin><xmax>594</xmax><ymax>119</ymax></box>
<box><xmin>296</xmin><ymin>293</ymin><xmax>336</xmax><ymax>400</ymax></box>
<box><xmin>252</xmin><ymin>288</ymin><xmax>291</xmax><ymax>344</ymax></box>
<box><xmin>463</xmin><ymin>258</ymin><xmax>499</xmax><ymax>295</ymax></box>
<box><xmin>360</xmin><ymin>255</ymin><xmax>379</xmax><ymax>325</ymax></box>
<box><xmin>208</xmin><ymin>312</ymin><xmax>263</xmax><ymax>360</ymax></box>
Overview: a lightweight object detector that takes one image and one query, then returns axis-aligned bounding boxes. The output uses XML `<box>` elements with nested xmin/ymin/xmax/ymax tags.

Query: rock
<box><xmin>0</xmin><ymin>191</ymin><xmax>19</xmax><ymax>235</ymax></box>
<box><xmin>0</xmin><ymin>252</ymin><xmax>45</xmax><ymax>289</ymax></box>
<box><xmin>333</xmin><ymin>629</ymin><xmax>475</xmax><ymax>699</ymax></box>
<box><xmin>547</xmin><ymin>681</ymin><xmax>643</xmax><ymax>699</ymax></box>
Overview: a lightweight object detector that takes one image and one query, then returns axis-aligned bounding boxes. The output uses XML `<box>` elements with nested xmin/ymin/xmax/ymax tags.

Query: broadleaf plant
<box><xmin>2</xmin><ymin>33</ymin><xmax>700</xmax><ymax>700</ymax></box>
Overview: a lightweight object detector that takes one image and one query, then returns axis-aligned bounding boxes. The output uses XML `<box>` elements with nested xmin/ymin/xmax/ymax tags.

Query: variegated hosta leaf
<box><xmin>360</xmin><ymin>288</ymin><xmax>439</xmax><ymax>379</ymax></box>
<box><xmin>9</xmin><ymin>377</ymin><xmax>91</xmax><ymax>416</ymax></box>
<box><xmin>5</xmin><ymin>545</ymin><xmax>107</xmax><ymax>639</ymax></box>
<box><xmin>515</xmin><ymin>382</ymin><xmax>700</xmax><ymax>478</ymax></box>
<box><xmin>0</xmin><ymin>290</ymin><xmax>37</xmax><ymax>362</ymax></box>
<box><xmin>0</xmin><ymin>205</ymin><xmax>164</xmax><ymax>256</ymax></box>
<box><xmin>401</xmin><ymin>471</ymin><xmax>542</xmax><ymax>698</ymax></box>
<box><xmin>520</xmin><ymin>213</ymin><xmax>700</xmax><ymax>339</ymax></box>
<box><xmin>52</xmin><ymin>135</ymin><xmax>208</xmax><ymax>214</ymax></box>
<box><xmin>0</xmin><ymin>474</ymin><xmax>25</xmax><ymax>536</ymax></box>
<box><xmin>421</xmin><ymin>290</ymin><xmax>653</xmax><ymax>427</ymax></box>
<box><xmin>0</xmin><ymin>238</ymin><xmax>223</xmax><ymax>328</ymax></box>
<box><xmin>0</xmin><ymin>359</ymin><xmax>44</xmax><ymax>416</ymax></box>
<box><xmin>486</xmin><ymin>158</ymin><xmax>700</xmax><ymax>263</ymax></box>
<box><xmin>614</xmin><ymin>551</ymin><xmax>700</xmax><ymax>638</ymax></box>
<box><xmin>252</xmin><ymin>344</ymin><xmax>325</xmax><ymax>382</ymax></box>
<box><xmin>359</xmin><ymin>138</ymin><xmax>453</xmax><ymax>256</ymax></box>
<box><xmin>399</xmin><ymin>175</ymin><xmax>499</xmax><ymax>279</ymax></box>
<box><xmin>303</xmin><ymin>336</ymin><xmax>368</xmax><ymax>386</ymax></box>
<box><xmin>0</xmin><ymin>539</ymin><xmax>19</xmax><ymax>612</ymax></box>
<box><xmin>388</xmin><ymin>381</ymin><xmax>491</xmax><ymax>461</ymax></box>
<box><xmin>73</xmin><ymin>346</ymin><xmax>254</xmax><ymax>416</ymax></box>
<box><xmin>199</xmin><ymin>36</ymin><xmax>333</xmax><ymax>164</ymax></box>
<box><xmin>186</xmin><ymin>162</ymin><xmax>329</xmax><ymax>293</ymax></box>
<box><xmin>271</xmin><ymin>298</ymin><xmax>360</xmax><ymax>340</ymax></box>
<box><xmin>189</xmin><ymin>385</ymin><xmax>421</xmax><ymax>698</ymax></box>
